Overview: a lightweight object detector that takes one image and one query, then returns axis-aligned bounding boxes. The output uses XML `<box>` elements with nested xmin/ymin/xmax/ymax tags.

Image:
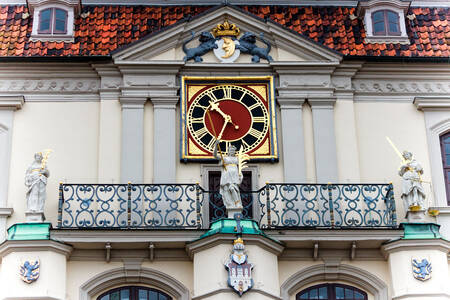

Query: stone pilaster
<box><xmin>120</xmin><ymin>96</ymin><xmax>147</xmax><ymax>183</ymax></box>
<box><xmin>309</xmin><ymin>98</ymin><xmax>338</xmax><ymax>183</ymax></box>
<box><xmin>0</xmin><ymin>96</ymin><xmax>23</xmax><ymax>242</ymax></box>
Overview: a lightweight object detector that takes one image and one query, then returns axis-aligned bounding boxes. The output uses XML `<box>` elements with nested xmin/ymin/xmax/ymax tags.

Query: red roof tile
<box><xmin>0</xmin><ymin>5</ymin><xmax>448</xmax><ymax>58</ymax></box>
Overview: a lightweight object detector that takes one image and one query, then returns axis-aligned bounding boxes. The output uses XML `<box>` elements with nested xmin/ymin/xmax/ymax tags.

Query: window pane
<box><xmin>54</xmin><ymin>9</ymin><xmax>66</xmax><ymax>32</ymax></box>
<box><xmin>355</xmin><ymin>291</ymin><xmax>365</xmax><ymax>299</ymax></box>
<box><xmin>336</xmin><ymin>287</ymin><xmax>345</xmax><ymax>299</ymax></box>
<box><xmin>373</xmin><ymin>21</ymin><xmax>385</xmax><ymax>34</ymax></box>
<box><xmin>445</xmin><ymin>143</ymin><xmax>450</xmax><ymax>154</ymax></box>
<box><xmin>100</xmin><ymin>296</ymin><xmax>109</xmax><ymax>300</ymax></box>
<box><xmin>444</xmin><ymin>136</ymin><xmax>450</xmax><ymax>143</ymax></box>
<box><xmin>310</xmin><ymin>288</ymin><xmax>318</xmax><ymax>299</ymax></box>
<box><xmin>110</xmin><ymin>291</ymin><xmax>120</xmax><ymax>300</ymax></box>
<box><xmin>139</xmin><ymin>289</ymin><xmax>148</xmax><ymax>300</ymax></box>
<box><xmin>149</xmin><ymin>290</ymin><xmax>159</xmax><ymax>300</ymax></box>
<box><xmin>120</xmin><ymin>289</ymin><xmax>130</xmax><ymax>300</ymax></box>
<box><xmin>387</xmin><ymin>11</ymin><xmax>398</xmax><ymax>23</ymax></box>
<box><xmin>373</xmin><ymin>11</ymin><xmax>384</xmax><ymax>22</ymax></box>
<box><xmin>55</xmin><ymin>19</ymin><xmax>66</xmax><ymax>32</ymax></box>
<box><xmin>299</xmin><ymin>292</ymin><xmax>309</xmax><ymax>299</ymax></box>
<box><xmin>55</xmin><ymin>9</ymin><xmax>66</xmax><ymax>19</ymax></box>
<box><xmin>39</xmin><ymin>9</ymin><xmax>51</xmax><ymax>32</ymax></box>
<box><xmin>318</xmin><ymin>287</ymin><xmax>328</xmax><ymax>299</ymax></box>
<box><xmin>446</xmin><ymin>155</ymin><xmax>450</xmax><ymax>165</ymax></box>
<box><xmin>345</xmin><ymin>288</ymin><xmax>354</xmax><ymax>298</ymax></box>
<box><xmin>389</xmin><ymin>22</ymin><xmax>399</xmax><ymax>33</ymax></box>
<box><xmin>159</xmin><ymin>294</ymin><xmax>168</xmax><ymax>300</ymax></box>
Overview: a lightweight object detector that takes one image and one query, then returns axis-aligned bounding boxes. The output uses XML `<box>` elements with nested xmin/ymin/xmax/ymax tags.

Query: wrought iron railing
<box><xmin>58</xmin><ymin>183</ymin><xmax>202</xmax><ymax>228</ymax></box>
<box><xmin>57</xmin><ymin>183</ymin><xmax>397</xmax><ymax>229</ymax></box>
<box><xmin>257</xmin><ymin>183</ymin><xmax>397</xmax><ymax>228</ymax></box>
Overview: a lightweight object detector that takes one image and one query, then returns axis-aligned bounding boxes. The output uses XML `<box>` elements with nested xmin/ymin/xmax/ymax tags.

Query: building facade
<box><xmin>0</xmin><ymin>0</ymin><xmax>449</xmax><ymax>299</ymax></box>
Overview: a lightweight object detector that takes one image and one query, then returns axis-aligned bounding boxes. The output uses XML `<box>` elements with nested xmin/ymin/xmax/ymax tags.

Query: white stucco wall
<box><xmin>7</xmin><ymin>102</ymin><xmax>100</xmax><ymax>227</ymax></box>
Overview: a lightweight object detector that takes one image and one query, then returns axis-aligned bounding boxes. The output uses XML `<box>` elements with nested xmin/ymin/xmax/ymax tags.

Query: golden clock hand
<box><xmin>205</xmin><ymin>107</ymin><xmax>227</xmax><ymax>171</ymax></box>
<box><xmin>217</xmin><ymin>116</ymin><xmax>230</xmax><ymax>140</ymax></box>
<box><xmin>209</xmin><ymin>101</ymin><xmax>239</xmax><ymax>130</ymax></box>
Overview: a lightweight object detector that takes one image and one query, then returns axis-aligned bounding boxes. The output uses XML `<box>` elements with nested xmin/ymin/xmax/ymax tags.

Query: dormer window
<box><xmin>28</xmin><ymin>0</ymin><xmax>80</xmax><ymax>42</ymax></box>
<box><xmin>357</xmin><ymin>0</ymin><xmax>410</xmax><ymax>44</ymax></box>
<box><xmin>38</xmin><ymin>8</ymin><xmax>68</xmax><ymax>34</ymax></box>
<box><xmin>372</xmin><ymin>10</ymin><xmax>401</xmax><ymax>36</ymax></box>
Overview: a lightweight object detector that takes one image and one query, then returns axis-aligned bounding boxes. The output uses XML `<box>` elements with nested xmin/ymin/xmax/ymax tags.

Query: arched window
<box><xmin>296</xmin><ymin>283</ymin><xmax>367</xmax><ymax>300</ymax></box>
<box><xmin>38</xmin><ymin>8</ymin><xmax>68</xmax><ymax>34</ymax></box>
<box><xmin>372</xmin><ymin>10</ymin><xmax>401</xmax><ymax>36</ymax></box>
<box><xmin>441</xmin><ymin>132</ymin><xmax>450</xmax><ymax>203</ymax></box>
<box><xmin>97</xmin><ymin>286</ymin><xmax>173</xmax><ymax>300</ymax></box>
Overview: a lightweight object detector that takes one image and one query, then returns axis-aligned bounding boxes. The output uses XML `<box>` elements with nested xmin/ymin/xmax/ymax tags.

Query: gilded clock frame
<box><xmin>180</xmin><ymin>76</ymin><xmax>278</xmax><ymax>162</ymax></box>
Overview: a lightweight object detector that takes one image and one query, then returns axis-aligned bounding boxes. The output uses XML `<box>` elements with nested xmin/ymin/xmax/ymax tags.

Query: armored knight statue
<box><xmin>25</xmin><ymin>151</ymin><xmax>51</xmax><ymax>221</ymax></box>
<box><xmin>213</xmin><ymin>141</ymin><xmax>243</xmax><ymax>216</ymax></box>
<box><xmin>399</xmin><ymin>151</ymin><xmax>426</xmax><ymax>210</ymax></box>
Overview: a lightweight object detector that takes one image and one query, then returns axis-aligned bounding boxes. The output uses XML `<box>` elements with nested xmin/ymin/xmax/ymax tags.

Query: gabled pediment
<box><xmin>112</xmin><ymin>5</ymin><xmax>342</xmax><ymax>64</ymax></box>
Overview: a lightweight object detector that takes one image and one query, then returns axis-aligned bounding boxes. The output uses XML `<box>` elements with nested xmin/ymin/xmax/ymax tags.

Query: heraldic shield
<box><xmin>225</xmin><ymin>237</ymin><xmax>254</xmax><ymax>296</ymax></box>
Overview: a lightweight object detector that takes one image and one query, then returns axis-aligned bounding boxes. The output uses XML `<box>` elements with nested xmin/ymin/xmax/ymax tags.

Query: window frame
<box><xmin>37</xmin><ymin>7</ymin><xmax>68</xmax><ymax>35</ymax></box>
<box><xmin>371</xmin><ymin>9</ymin><xmax>401</xmax><ymax>36</ymax></box>
<box><xmin>440</xmin><ymin>131</ymin><xmax>450</xmax><ymax>204</ymax></box>
<box><xmin>96</xmin><ymin>286</ymin><xmax>173</xmax><ymax>300</ymax></box>
<box><xmin>296</xmin><ymin>283</ymin><xmax>368</xmax><ymax>300</ymax></box>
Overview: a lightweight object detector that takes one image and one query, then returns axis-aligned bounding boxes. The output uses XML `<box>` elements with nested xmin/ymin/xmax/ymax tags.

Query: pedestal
<box><xmin>227</xmin><ymin>207</ymin><xmax>243</xmax><ymax>218</ymax></box>
<box><xmin>406</xmin><ymin>209</ymin><xmax>426</xmax><ymax>223</ymax></box>
<box><xmin>25</xmin><ymin>211</ymin><xmax>45</xmax><ymax>223</ymax></box>
<box><xmin>187</xmin><ymin>219</ymin><xmax>284</xmax><ymax>300</ymax></box>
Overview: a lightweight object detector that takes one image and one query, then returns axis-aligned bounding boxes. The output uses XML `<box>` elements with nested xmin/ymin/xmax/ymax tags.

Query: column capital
<box><xmin>0</xmin><ymin>96</ymin><xmax>24</xmax><ymax>110</ymax></box>
<box><xmin>119</xmin><ymin>96</ymin><xmax>147</xmax><ymax>109</ymax></box>
<box><xmin>308</xmin><ymin>97</ymin><xmax>336</xmax><ymax>109</ymax></box>
<box><xmin>151</xmin><ymin>96</ymin><xmax>179</xmax><ymax>109</ymax></box>
<box><xmin>277</xmin><ymin>97</ymin><xmax>306</xmax><ymax>109</ymax></box>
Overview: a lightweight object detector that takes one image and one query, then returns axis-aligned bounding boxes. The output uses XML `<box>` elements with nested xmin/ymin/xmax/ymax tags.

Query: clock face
<box><xmin>187</xmin><ymin>85</ymin><xmax>269</xmax><ymax>154</ymax></box>
<box><xmin>181</xmin><ymin>77</ymin><xmax>278</xmax><ymax>161</ymax></box>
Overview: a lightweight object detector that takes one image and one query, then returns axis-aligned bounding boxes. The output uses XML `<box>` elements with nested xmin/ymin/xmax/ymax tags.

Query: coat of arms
<box><xmin>412</xmin><ymin>258</ymin><xmax>432</xmax><ymax>281</ymax></box>
<box><xmin>225</xmin><ymin>237</ymin><xmax>254</xmax><ymax>296</ymax></box>
<box><xmin>19</xmin><ymin>259</ymin><xmax>40</xmax><ymax>283</ymax></box>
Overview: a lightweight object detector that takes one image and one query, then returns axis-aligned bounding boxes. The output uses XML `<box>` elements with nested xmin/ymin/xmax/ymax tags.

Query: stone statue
<box><xmin>399</xmin><ymin>151</ymin><xmax>425</xmax><ymax>210</ymax></box>
<box><xmin>213</xmin><ymin>141</ymin><xmax>243</xmax><ymax>215</ymax></box>
<box><xmin>25</xmin><ymin>152</ymin><xmax>50</xmax><ymax>218</ymax></box>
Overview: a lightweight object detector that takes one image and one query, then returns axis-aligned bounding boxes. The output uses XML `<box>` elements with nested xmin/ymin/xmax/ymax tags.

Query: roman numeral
<box><xmin>241</xmin><ymin>139</ymin><xmax>251</xmax><ymax>149</ymax></box>
<box><xmin>248</xmin><ymin>128</ymin><xmax>262</xmax><ymax>139</ymax></box>
<box><xmin>194</xmin><ymin>127</ymin><xmax>208</xmax><ymax>139</ymax></box>
<box><xmin>190</xmin><ymin>117</ymin><xmax>204</xmax><ymax>123</ymax></box>
<box><xmin>248</xmin><ymin>103</ymin><xmax>260</xmax><ymax>111</ymax></box>
<box><xmin>196</xmin><ymin>103</ymin><xmax>209</xmax><ymax>110</ymax></box>
<box><xmin>223</xmin><ymin>86</ymin><xmax>232</xmax><ymax>99</ymax></box>
<box><xmin>207</xmin><ymin>138</ymin><xmax>216</xmax><ymax>149</ymax></box>
<box><xmin>239</xmin><ymin>90</ymin><xmax>247</xmax><ymax>101</ymax></box>
<box><xmin>252</xmin><ymin>116</ymin><xmax>266</xmax><ymax>123</ymax></box>
<box><xmin>205</xmin><ymin>90</ymin><xmax>218</xmax><ymax>102</ymax></box>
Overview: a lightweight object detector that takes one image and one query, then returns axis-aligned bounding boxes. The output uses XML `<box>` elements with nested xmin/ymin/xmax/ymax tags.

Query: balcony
<box><xmin>57</xmin><ymin>183</ymin><xmax>397</xmax><ymax>229</ymax></box>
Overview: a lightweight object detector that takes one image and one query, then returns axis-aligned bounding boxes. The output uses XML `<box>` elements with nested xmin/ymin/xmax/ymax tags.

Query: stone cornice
<box><xmin>0</xmin><ymin>96</ymin><xmax>24</xmax><ymax>110</ymax></box>
<box><xmin>414</xmin><ymin>96</ymin><xmax>450</xmax><ymax>110</ymax></box>
<box><xmin>0</xmin><ymin>239</ymin><xmax>73</xmax><ymax>260</ymax></box>
<box><xmin>27</xmin><ymin>0</ymin><xmax>81</xmax><ymax>14</ymax></box>
<box><xmin>381</xmin><ymin>239</ymin><xmax>450</xmax><ymax>258</ymax></box>
<box><xmin>308</xmin><ymin>97</ymin><xmax>337</xmax><ymax>108</ymax></box>
<box><xmin>119</xmin><ymin>96</ymin><xmax>147</xmax><ymax>108</ymax></box>
<box><xmin>186</xmin><ymin>233</ymin><xmax>284</xmax><ymax>259</ymax></box>
<box><xmin>0</xmin><ymin>207</ymin><xmax>14</xmax><ymax>217</ymax></box>
<box><xmin>277</xmin><ymin>96</ymin><xmax>306</xmax><ymax>109</ymax></box>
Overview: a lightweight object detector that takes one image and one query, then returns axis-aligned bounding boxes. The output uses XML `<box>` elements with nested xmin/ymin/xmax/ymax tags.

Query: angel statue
<box><xmin>399</xmin><ymin>151</ymin><xmax>426</xmax><ymax>210</ymax></box>
<box><xmin>213</xmin><ymin>140</ymin><xmax>249</xmax><ymax>217</ymax></box>
<box><xmin>25</xmin><ymin>151</ymin><xmax>51</xmax><ymax>214</ymax></box>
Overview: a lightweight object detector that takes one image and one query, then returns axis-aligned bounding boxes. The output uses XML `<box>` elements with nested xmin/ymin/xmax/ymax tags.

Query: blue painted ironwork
<box><xmin>257</xmin><ymin>183</ymin><xmax>397</xmax><ymax>228</ymax></box>
<box><xmin>59</xmin><ymin>183</ymin><xmax>202</xmax><ymax>228</ymax></box>
<box><xmin>57</xmin><ymin>183</ymin><xmax>397</xmax><ymax>229</ymax></box>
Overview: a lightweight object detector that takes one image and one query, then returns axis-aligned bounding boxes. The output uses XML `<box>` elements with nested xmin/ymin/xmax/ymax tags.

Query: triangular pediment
<box><xmin>112</xmin><ymin>5</ymin><xmax>342</xmax><ymax>64</ymax></box>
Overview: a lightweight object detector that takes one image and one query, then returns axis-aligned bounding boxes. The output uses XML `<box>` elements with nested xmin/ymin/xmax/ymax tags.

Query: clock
<box><xmin>181</xmin><ymin>76</ymin><xmax>278</xmax><ymax>161</ymax></box>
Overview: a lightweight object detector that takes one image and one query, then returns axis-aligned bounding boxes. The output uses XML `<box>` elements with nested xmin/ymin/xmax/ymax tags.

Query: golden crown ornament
<box><xmin>212</xmin><ymin>20</ymin><xmax>240</xmax><ymax>38</ymax></box>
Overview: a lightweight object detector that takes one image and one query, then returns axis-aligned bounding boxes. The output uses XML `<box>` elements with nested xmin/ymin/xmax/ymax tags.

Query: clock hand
<box><xmin>209</xmin><ymin>101</ymin><xmax>239</xmax><ymax>130</ymax></box>
<box><xmin>217</xmin><ymin>115</ymin><xmax>231</xmax><ymax>140</ymax></box>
